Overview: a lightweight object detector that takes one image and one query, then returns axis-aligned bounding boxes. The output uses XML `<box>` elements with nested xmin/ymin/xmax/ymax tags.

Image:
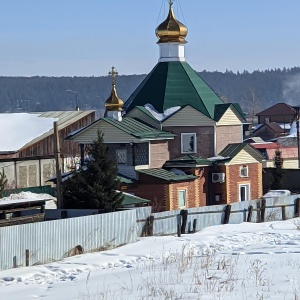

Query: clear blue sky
<box><xmin>1</xmin><ymin>0</ymin><xmax>300</xmax><ymax>76</ymax></box>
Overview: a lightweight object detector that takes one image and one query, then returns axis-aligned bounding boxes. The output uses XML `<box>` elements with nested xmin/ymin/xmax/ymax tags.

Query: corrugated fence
<box><xmin>1</xmin><ymin>195</ymin><xmax>299</xmax><ymax>271</ymax></box>
<box><xmin>0</xmin><ymin>209</ymin><xmax>136</xmax><ymax>271</ymax></box>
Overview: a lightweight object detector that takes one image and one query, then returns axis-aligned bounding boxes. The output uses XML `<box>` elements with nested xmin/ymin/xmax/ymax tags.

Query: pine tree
<box><xmin>271</xmin><ymin>149</ymin><xmax>284</xmax><ymax>190</ymax></box>
<box><xmin>63</xmin><ymin>131</ymin><xmax>123</xmax><ymax>209</ymax></box>
<box><xmin>0</xmin><ymin>169</ymin><xmax>8</xmax><ymax>198</ymax></box>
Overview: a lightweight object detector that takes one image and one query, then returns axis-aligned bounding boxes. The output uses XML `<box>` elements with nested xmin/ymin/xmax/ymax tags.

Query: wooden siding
<box><xmin>126</xmin><ymin>109</ymin><xmax>161</xmax><ymax>129</ymax></box>
<box><xmin>226</xmin><ymin>149</ymin><xmax>260</xmax><ymax>165</ymax></box>
<box><xmin>19</xmin><ymin>112</ymin><xmax>95</xmax><ymax>158</ymax></box>
<box><xmin>217</xmin><ymin>107</ymin><xmax>244</xmax><ymax>126</ymax></box>
<box><xmin>71</xmin><ymin>120</ymin><xmax>141</xmax><ymax>144</ymax></box>
<box><xmin>162</xmin><ymin>106</ymin><xmax>215</xmax><ymax>127</ymax></box>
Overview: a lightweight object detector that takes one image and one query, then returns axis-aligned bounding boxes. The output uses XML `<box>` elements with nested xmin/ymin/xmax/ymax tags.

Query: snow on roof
<box><xmin>0</xmin><ymin>113</ymin><xmax>57</xmax><ymax>152</ymax></box>
<box><xmin>285</xmin><ymin>121</ymin><xmax>299</xmax><ymax>138</ymax></box>
<box><xmin>206</xmin><ymin>155</ymin><xmax>229</xmax><ymax>161</ymax></box>
<box><xmin>0</xmin><ymin>192</ymin><xmax>56</xmax><ymax>209</ymax></box>
<box><xmin>144</xmin><ymin>104</ymin><xmax>181</xmax><ymax>122</ymax></box>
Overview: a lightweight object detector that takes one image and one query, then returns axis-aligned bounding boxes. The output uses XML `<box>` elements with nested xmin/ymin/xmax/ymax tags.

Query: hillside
<box><xmin>1</xmin><ymin>67</ymin><xmax>300</xmax><ymax>116</ymax></box>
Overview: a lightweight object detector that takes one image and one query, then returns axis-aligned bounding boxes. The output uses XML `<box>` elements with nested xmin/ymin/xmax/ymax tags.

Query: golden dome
<box><xmin>105</xmin><ymin>67</ymin><xmax>123</xmax><ymax>112</ymax></box>
<box><xmin>155</xmin><ymin>2</ymin><xmax>188</xmax><ymax>44</ymax></box>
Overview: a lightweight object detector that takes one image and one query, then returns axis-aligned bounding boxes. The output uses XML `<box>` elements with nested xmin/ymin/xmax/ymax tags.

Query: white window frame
<box><xmin>181</xmin><ymin>133</ymin><xmax>196</xmax><ymax>154</ymax></box>
<box><xmin>240</xmin><ymin>165</ymin><xmax>249</xmax><ymax>177</ymax></box>
<box><xmin>178</xmin><ymin>189</ymin><xmax>187</xmax><ymax>208</ymax></box>
<box><xmin>239</xmin><ymin>183</ymin><xmax>250</xmax><ymax>202</ymax></box>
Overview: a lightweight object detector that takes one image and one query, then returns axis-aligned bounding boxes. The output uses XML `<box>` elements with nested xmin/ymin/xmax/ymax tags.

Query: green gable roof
<box><xmin>103</xmin><ymin>117</ymin><xmax>175</xmax><ymax>140</ymax></box>
<box><xmin>124</xmin><ymin>61</ymin><xmax>224</xmax><ymax>119</ymax></box>
<box><xmin>219</xmin><ymin>143</ymin><xmax>265</xmax><ymax>162</ymax></box>
<box><xmin>137</xmin><ymin>168</ymin><xmax>197</xmax><ymax>182</ymax></box>
<box><xmin>214</xmin><ymin>103</ymin><xmax>246</xmax><ymax>122</ymax></box>
<box><xmin>66</xmin><ymin>117</ymin><xmax>175</xmax><ymax>141</ymax></box>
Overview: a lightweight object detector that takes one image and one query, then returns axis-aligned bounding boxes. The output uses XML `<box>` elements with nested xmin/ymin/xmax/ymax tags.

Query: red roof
<box><xmin>256</xmin><ymin>103</ymin><xmax>296</xmax><ymax>116</ymax></box>
<box><xmin>266</xmin><ymin>147</ymin><xmax>298</xmax><ymax>159</ymax></box>
<box><xmin>251</xmin><ymin>142</ymin><xmax>278</xmax><ymax>149</ymax></box>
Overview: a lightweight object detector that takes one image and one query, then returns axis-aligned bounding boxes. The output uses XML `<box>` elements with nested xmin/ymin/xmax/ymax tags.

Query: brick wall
<box><xmin>135</xmin><ymin>169</ymin><xmax>208</xmax><ymax>212</ymax></box>
<box><xmin>210</xmin><ymin>163</ymin><xmax>262</xmax><ymax>205</ymax></box>
<box><xmin>150</xmin><ymin>141</ymin><xmax>170</xmax><ymax>168</ymax></box>
<box><xmin>216</xmin><ymin>125</ymin><xmax>242</xmax><ymax>154</ymax></box>
<box><xmin>164</xmin><ymin>126</ymin><xmax>215</xmax><ymax>159</ymax></box>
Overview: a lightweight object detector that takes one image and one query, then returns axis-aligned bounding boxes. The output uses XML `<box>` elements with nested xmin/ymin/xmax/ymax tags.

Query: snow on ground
<box><xmin>1</xmin><ymin>219</ymin><xmax>300</xmax><ymax>299</ymax></box>
<box><xmin>0</xmin><ymin>113</ymin><xmax>57</xmax><ymax>151</ymax></box>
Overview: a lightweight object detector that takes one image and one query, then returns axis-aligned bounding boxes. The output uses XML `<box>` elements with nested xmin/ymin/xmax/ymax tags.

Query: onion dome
<box><xmin>155</xmin><ymin>1</ymin><xmax>188</xmax><ymax>44</ymax></box>
<box><xmin>105</xmin><ymin>67</ymin><xmax>123</xmax><ymax>112</ymax></box>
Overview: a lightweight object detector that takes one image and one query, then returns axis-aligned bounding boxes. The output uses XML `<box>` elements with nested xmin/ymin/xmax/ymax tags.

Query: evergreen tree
<box><xmin>63</xmin><ymin>131</ymin><xmax>123</xmax><ymax>209</ymax></box>
<box><xmin>271</xmin><ymin>149</ymin><xmax>284</xmax><ymax>190</ymax></box>
<box><xmin>0</xmin><ymin>169</ymin><xmax>8</xmax><ymax>198</ymax></box>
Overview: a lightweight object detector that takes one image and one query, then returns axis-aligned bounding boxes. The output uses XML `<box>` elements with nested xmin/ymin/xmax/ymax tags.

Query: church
<box><xmin>67</xmin><ymin>1</ymin><xmax>264</xmax><ymax>211</ymax></box>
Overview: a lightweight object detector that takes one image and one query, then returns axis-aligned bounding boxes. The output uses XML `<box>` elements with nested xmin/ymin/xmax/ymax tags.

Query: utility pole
<box><xmin>54</xmin><ymin>121</ymin><xmax>63</xmax><ymax>208</ymax></box>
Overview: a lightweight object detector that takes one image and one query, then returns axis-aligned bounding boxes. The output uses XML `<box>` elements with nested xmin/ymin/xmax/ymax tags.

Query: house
<box><xmin>251</xmin><ymin>122</ymin><xmax>285</xmax><ymax>141</ymax></box>
<box><xmin>66</xmin><ymin>2</ymin><xmax>264</xmax><ymax>211</ymax></box>
<box><xmin>0</xmin><ymin>111</ymin><xmax>100</xmax><ymax>189</ymax></box>
<box><xmin>256</xmin><ymin>103</ymin><xmax>296</xmax><ymax>124</ymax></box>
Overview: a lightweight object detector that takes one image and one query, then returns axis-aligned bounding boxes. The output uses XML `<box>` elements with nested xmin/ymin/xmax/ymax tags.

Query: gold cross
<box><xmin>109</xmin><ymin>66</ymin><xmax>118</xmax><ymax>85</ymax></box>
<box><xmin>168</xmin><ymin>0</ymin><xmax>174</xmax><ymax>5</ymax></box>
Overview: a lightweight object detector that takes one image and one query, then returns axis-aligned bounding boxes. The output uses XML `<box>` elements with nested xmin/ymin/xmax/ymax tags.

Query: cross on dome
<box><xmin>109</xmin><ymin>66</ymin><xmax>118</xmax><ymax>85</ymax></box>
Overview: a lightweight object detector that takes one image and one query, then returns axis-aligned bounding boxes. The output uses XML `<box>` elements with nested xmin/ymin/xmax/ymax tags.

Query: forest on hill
<box><xmin>0</xmin><ymin>67</ymin><xmax>300</xmax><ymax>117</ymax></box>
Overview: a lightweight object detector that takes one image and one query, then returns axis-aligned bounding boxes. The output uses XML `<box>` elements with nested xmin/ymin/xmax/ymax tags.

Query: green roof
<box><xmin>137</xmin><ymin>168</ymin><xmax>197</xmax><ymax>182</ymax></box>
<box><xmin>120</xmin><ymin>192</ymin><xmax>150</xmax><ymax>206</ymax></box>
<box><xmin>103</xmin><ymin>117</ymin><xmax>175</xmax><ymax>140</ymax></box>
<box><xmin>116</xmin><ymin>174</ymin><xmax>136</xmax><ymax>184</ymax></box>
<box><xmin>124</xmin><ymin>61</ymin><xmax>224</xmax><ymax>119</ymax></box>
<box><xmin>214</xmin><ymin>103</ymin><xmax>246</xmax><ymax>122</ymax></box>
<box><xmin>134</xmin><ymin>106</ymin><xmax>161</xmax><ymax>122</ymax></box>
<box><xmin>164</xmin><ymin>155</ymin><xmax>213</xmax><ymax>167</ymax></box>
<box><xmin>219</xmin><ymin>143</ymin><xmax>265</xmax><ymax>162</ymax></box>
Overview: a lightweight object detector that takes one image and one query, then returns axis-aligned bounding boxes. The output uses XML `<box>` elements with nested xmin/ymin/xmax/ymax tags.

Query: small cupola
<box><xmin>105</xmin><ymin>66</ymin><xmax>124</xmax><ymax>121</ymax></box>
<box><xmin>155</xmin><ymin>0</ymin><xmax>188</xmax><ymax>44</ymax></box>
<box><xmin>155</xmin><ymin>1</ymin><xmax>188</xmax><ymax>62</ymax></box>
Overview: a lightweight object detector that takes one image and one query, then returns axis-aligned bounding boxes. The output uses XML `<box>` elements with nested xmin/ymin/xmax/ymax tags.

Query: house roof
<box><xmin>250</xmin><ymin>142</ymin><xmax>278</xmax><ymax>149</ymax></box>
<box><xmin>252</xmin><ymin>122</ymin><xmax>285</xmax><ymax>134</ymax></box>
<box><xmin>120</xmin><ymin>192</ymin><xmax>150</xmax><ymax>206</ymax></box>
<box><xmin>266</xmin><ymin>147</ymin><xmax>298</xmax><ymax>159</ymax></box>
<box><xmin>124</xmin><ymin>61</ymin><xmax>224</xmax><ymax>119</ymax></box>
<box><xmin>20</xmin><ymin>111</ymin><xmax>96</xmax><ymax>151</ymax></box>
<box><xmin>219</xmin><ymin>142</ymin><xmax>265</xmax><ymax>162</ymax></box>
<box><xmin>117</xmin><ymin>174</ymin><xmax>137</xmax><ymax>184</ymax></box>
<box><xmin>164</xmin><ymin>155</ymin><xmax>213</xmax><ymax>167</ymax></box>
<box><xmin>137</xmin><ymin>168</ymin><xmax>198</xmax><ymax>182</ymax></box>
<box><xmin>256</xmin><ymin>103</ymin><xmax>296</xmax><ymax>116</ymax></box>
<box><xmin>67</xmin><ymin>117</ymin><xmax>175</xmax><ymax>141</ymax></box>
<box><xmin>214</xmin><ymin>103</ymin><xmax>246</xmax><ymax>122</ymax></box>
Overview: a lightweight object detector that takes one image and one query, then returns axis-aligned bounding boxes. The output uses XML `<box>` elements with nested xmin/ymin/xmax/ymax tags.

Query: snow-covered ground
<box><xmin>1</xmin><ymin>219</ymin><xmax>300</xmax><ymax>299</ymax></box>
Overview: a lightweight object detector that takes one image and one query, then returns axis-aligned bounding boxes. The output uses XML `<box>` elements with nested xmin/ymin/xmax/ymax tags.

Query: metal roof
<box><xmin>20</xmin><ymin>111</ymin><xmax>95</xmax><ymax>150</ymax></box>
<box><xmin>137</xmin><ymin>168</ymin><xmax>197</xmax><ymax>182</ymax></box>
<box><xmin>67</xmin><ymin>117</ymin><xmax>175</xmax><ymax>141</ymax></box>
<box><xmin>219</xmin><ymin>143</ymin><xmax>265</xmax><ymax>162</ymax></box>
<box><xmin>120</xmin><ymin>192</ymin><xmax>150</xmax><ymax>206</ymax></box>
<box><xmin>214</xmin><ymin>103</ymin><xmax>246</xmax><ymax>122</ymax></box>
<box><xmin>256</xmin><ymin>103</ymin><xmax>296</xmax><ymax>116</ymax></box>
<box><xmin>164</xmin><ymin>155</ymin><xmax>213</xmax><ymax>167</ymax></box>
<box><xmin>124</xmin><ymin>61</ymin><xmax>224</xmax><ymax>119</ymax></box>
